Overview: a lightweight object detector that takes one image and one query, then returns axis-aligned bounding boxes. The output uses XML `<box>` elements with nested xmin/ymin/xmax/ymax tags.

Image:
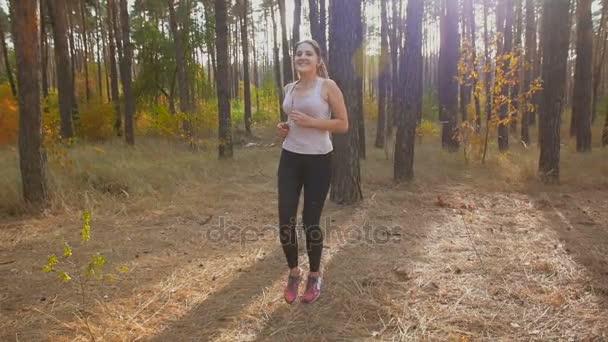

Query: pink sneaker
<box><xmin>284</xmin><ymin>273</ymin><xmax>301</xmax><ymax>304</ymax></box>
<box><xmin>301</xmin><ymin>275</ymin><xmax>322</xmax><ymax>303</ymax></box>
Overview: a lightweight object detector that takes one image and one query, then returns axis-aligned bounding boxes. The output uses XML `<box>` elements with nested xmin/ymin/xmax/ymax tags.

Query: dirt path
<box><xmin>1</xmin><ymin>147</ymin><xmax>607</xmax><ymax>341</ymax></box>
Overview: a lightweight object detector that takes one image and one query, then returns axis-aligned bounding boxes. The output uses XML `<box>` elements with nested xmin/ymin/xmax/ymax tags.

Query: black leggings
<box><xmin>278</xmin><ymin>149</ymin><xmax>332</xmax><ymax>273</ymax></box>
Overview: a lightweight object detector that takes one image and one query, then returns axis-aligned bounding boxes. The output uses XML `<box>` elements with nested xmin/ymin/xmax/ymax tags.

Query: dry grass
<box><xmin>1</xmin><ymin>121</ymin><xmax>607</xmax><ymax>341</ymax></box>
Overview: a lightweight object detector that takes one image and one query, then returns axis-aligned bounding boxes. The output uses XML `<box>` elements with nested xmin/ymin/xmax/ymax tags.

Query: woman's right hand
<box><xmin>277</xmin><ymin>122</ymin><xmax>290</xmax><ymax>139</ymax></box>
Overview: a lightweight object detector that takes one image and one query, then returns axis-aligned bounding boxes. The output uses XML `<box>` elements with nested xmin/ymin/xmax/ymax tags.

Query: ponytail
<box><xmin>317</xmin><ymin>60</ymin><xmax>329</xmax><ymax>78</ymax></box>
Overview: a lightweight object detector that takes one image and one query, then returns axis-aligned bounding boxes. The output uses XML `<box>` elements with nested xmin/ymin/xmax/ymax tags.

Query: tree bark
<box><xmin>0</xmin><ymin>8</ymin><xmax>17</xmax><ymax>97</ymax></box>
<box><xmin>80</xmin><ymin>0</ymin><xmax>91</xmax><ymax>102</ymax></box>
<box><xmin>292</xmin><ymin>0</ymin><xmax>301</xmax><ymax>45</ymax></box>
<box><xmin>319</xmin><ymin>0</ymin><xmax>327</xmax><ymax>56</ymax></box>
<box><xmin>375</xmin><ymin>0</ymin><xmax>389</xmax><ymax>148</ymax></box>
<box><xmin>329</xmin><ymin>0</ymin><xmax>363</xmax><ymax>205</ymax></box>
<box><xmin>240</xmin><ymin>0</ymin><xmax>252</xmax><ymax>135</ymax></box>
<box><xmin>592</xmin><ymin>0</ymin><xmax>607</xmax><ymax>123</ymax></box>
<box><xmin>498</xmin><ymin>0</ymin><xmax>513</xmax><ymax>152</ymax></box>
<box><xmin>572</xmin><ymin>0</ymin><xmax>593</xmax><ymax>152</ymax></box>
<box><xmin>118</xmin><ymin>0</ymin><xmax>134</xmax><ymax>145</ymax></box>
<box><xmin>278</xmin><ymin>0</ymin><xmax>293</xmax><ymax>84</ymax></box>
<box><xmin>511</xmin><ymin>0</ymin><xmax>523</xmax><ymax>134</ymax></box>
<box><xmin>521</xmin><ymin>0</ymin><xmax>536</xmax><ymax>145</ymax></box>
<box><xmin>168</xmin><ymin>0</ymin><xmax>192</xmax><ymax>130</ymax></box>
<box><xmin>439</xmin><ymin>0</ymin><xmax>459</xmax><ymax>151</ymax></box>
<box><xmin>270</xmin><ymin>3</ymin><xmax>285</xmax><ymax>121</ymax></box>
<box><xmin>40</xmin><ymin>0</ymin><xmax>49</xmax><ymax>98</ymax></box>
<box><xmin>394</xmin><ymin>0</ymin><xmax>423</xmax><ymax>181</ymax></box>
<box><xmin>215</xmin><ymin>0</ymin><xmax>233</xmax><ymax>158</ymax></box>
<box><xmin>107</xmin><ymin>0</ymin><xmax>121</xmax><ymax>135</ymax></box>
<box><xmin>539</xmin><ymin>0</ymin><xmax>570</xmax><ymax>184</ymax></box>
<box><xmin>11</xmin><ymin>0</ymin><xmax>48</xmax><ymax>205</ymax></box>
<box><xmin>47</xmin><ymin>0</ymin><xmax>75</xmax><ymax>139</ymax></box>
<box><xmin>308</xmin><ymin>0</ymin><xmax>324</xmax><ymax>57</ymax></box>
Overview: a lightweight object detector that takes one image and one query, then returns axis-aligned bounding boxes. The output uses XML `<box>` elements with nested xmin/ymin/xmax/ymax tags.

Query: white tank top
<box><xmin>282</xmin><ymin>78</ymin><xmax>333</xmax><ymax>155</ymax></box>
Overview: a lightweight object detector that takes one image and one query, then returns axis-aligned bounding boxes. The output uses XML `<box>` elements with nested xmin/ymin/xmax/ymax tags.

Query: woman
<box><xmin>276</xmin><ymin>39</ymin><xmax>349</xmax><ymax>304</ymax></box>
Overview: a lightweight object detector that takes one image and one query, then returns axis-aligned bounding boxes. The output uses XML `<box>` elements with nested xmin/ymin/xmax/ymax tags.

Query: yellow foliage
<box><xmin>0</xmin><ymin>83</ymin><xmax>18</xmax><ymax>145</ymax></box>
<box><xmin>76</xmin><ymin>101</ymin><xmax>115</xmax><ymax>141</ymax></box>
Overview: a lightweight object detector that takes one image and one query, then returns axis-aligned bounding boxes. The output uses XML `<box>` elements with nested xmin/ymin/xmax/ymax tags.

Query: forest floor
<box><xmin>1</xmin><ymin>125</ymin><xmax>608</xmax><ymax>341</ymax></box>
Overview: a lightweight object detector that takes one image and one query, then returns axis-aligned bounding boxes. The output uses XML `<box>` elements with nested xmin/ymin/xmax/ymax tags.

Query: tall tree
<box><xmin>375</xmin><ymin>0</ymin><xmax>389</xmax><ymax>148</ymax></box>
<box><xmin>107</xmin><ymin>0</ymin><xmax>121</xmax><ymax>135</ymax></box>
<box><xmin>592</xmin><ymin>0</ymin><xmax>608</xmax><ymax>123</ymax></box>
<box><xmin>168</xmin><ymin>0</ymin><xmax>193</xmax><ymax>134</ymax></box>
<box><xmin>511</xmin><ymin>0</ymin><xmax>523</xmax><ymax>133</ymax></box>
<box><xmin>394</xmin><ymin>0</ymin><xmax>423</xmax><ymax>181</ymax></box>
<box><xmin>118</xmin><ymin>0</ymin><xmax>135</xmax><ymax>145</ymax></box>
<box><xmin>308</xmin><ymin>0</ymin><xmax>325</xmax><ymax>57</ymax></box>
<box><xmin>11</xmin><ymin>0</ymin><xmax>48</xmax><ymax>205</ymax></box>
<box><xmin>292</xmin><ymin>0</ymin><xmax>301</xmax><ymax>44</ymax></box>
<box><xmin>47</xmin><ymin>0</ymin><xmax>75</xmax><ymax>139</ymax></box>
<box><xmin>439</xmin><ymin>0</ymin><xmax>459</xmax><ymax>151</ymax></box>
<box><xmin>521</xmin><ymin>0</ymin><xmax>536</xmax><ymax>145</ymax></box>
<box><xmin>278</xmin><ymin>0</ymin><xmax>293</xmax><ymax>84</ymax></box>
<box><xmin>329</xmin><ymin>0</ymin><xmax>363</xmax><ymax>205</ymax></box>
<box><xmin>539</xmin><ymin>0</ymin><xmax>570</xmax><ymax>184</ymax></box>
<box><xmin>319</xmin><ymin>0</ymin><xmax>326</xmax><ymax>55</ymax></box>
<box><xmin>0</xmin><ymin>7</ymin><xmax>16</xmax><ymax>97</ymax></box>
<box><xmin>269</xmin><ymin>2</ymin><xmax>285</xmax><ymax>121</ymax></box>
<box><xmin>497</xmin><ymin>0</ymin><xmax>513</xmax><ymax>152</ymax></box>
<box><xmin>240</xmin><ymin>0</ymin><xmax>252</xmax><ymax>135</ymax></box>
<box><xmin>79</xmin><ymin>0</ymin><xmax>91</xmax><ymax>102</ymax></box>
<box><xmin>571</xmin><ymin>0</ymin><xmax>593</xmax><ymax>152</ymax></box>
<box><xmin>40</xmin><ymin>0</ymin><xmax>49</xmax><ymax>98</ymax></box>
<box><xmin>215</xmin><ymin>0</ymin><xmax>233</xmax><ymax>158</ymax></box>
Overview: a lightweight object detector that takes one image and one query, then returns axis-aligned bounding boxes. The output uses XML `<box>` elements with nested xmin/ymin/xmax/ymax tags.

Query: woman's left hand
<box><xmin>289</xmin><ymin>111</ymin><xmax>318</xmax><ymax>128</ymax></box>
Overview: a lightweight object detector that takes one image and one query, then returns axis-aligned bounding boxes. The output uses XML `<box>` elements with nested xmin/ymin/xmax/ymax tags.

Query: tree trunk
<box><xmin>356</xmin><ymin>20</ymin><xmax>365</xmax><ymax>159</ymax></box>
<box><xmin>97</xmin><ymin>0</ymin><xmax>110</xmax><ymax>102</ymax></box>
<box><xmin>532</xmin><ymin>1</ymin><xmax>543</xmax><ymax>126</ymax></box>
<box><xmin>459</xmin><ymin>0</ymin><xmax>471</xmax><ymax>122</ymax></box>
<box><xmin>308</xmin><ymin>0</ymin><xmax>324</xmax><ymax>57</ymax></box>
<box><xmin>0</xmin><ymin>8</ymin><xmax>17</xmax><ymax>97</ymax></box>
<box><xmin>270</xmin><ymin>3</ymin><xmax>285</xmax><ymax>121</ymax></box>
<box><xmin>375</xmin><ymin>0</ymin><xmax>389</xmax><ymax>148</ymax></box>
<box><xmin>572</xmin><ymin>0</ymin><xmax>593</xmax><ymax>152</ymax></box>
<box><xmin>539</xmin><ymin>0</ymin><xmax>570</xmax><ymax>184</ymax></box>
<box><xmin>94</xmin><ymin>0</ymin><xmax>102</xmax><ymax>99</ymax></box>
<box><xmin>278</xmin><ymin>0</ymin><xmax>293</xmax><ymax>84</ymax></box>
<box><xmin>603</xmin><ymin>101</ymin><xmax>608</xmax><ymax>146</ymax></box>
<box><xmin>47</xmin><ymin>0</ymin><xmax>75</xmax><ymax>139</ymax></box>
<box><xmin>67</xmin><ymin>7</ymin><xmax>77</xmax><ymax>104</ymax></box>
<box><xmin>511</xmin><ymin>0</ymin><xmax>523</xmax><ymax>134</ymax></box>
<box><xmin>11</xmin><ymin>0</ymin><xmax>48</xmax><ymax>205</ymax></box>
<box><xmin>439</xmin><ymin>0</ymin><xmax>459</xmax><ymax>151</ymax></box>
<box><xmin>498</xmin><ymin>0</ymin><xmax>513</xmax><ymax>152</ymax></box>
<box><xmin>319</xmin><ymin>0</ymin><xmax>327</xmax><ymax>56</ymax></box>
<box><xmin>521</xmin><ymin>0</ymin><xmax>536</xmax><ymax>145</ymax></box>
<box><xmin>293</xmin><ymin>0</ymin><xmax>301</xmax><ymax>45</ymax></box>
<box><xmin>168</xmin><ymin>0</ymin><xmax>192</xmax><ymax>135</ymax></box>
<box><xmin>592</xmin><ymin>0</ymin><xmax>607</xmax><ymax>123</ymax></box>
<box><xmin>40</xmin><ymin>0</ymin><xmax>49</xmax><ymax>98</ymax></box>
<box><xmin>250</xmin><ymin>8</ymin><xmax>260</xmax><ymax>113</ymax></box>
<box><xmin>107</xmin><ymin>0</ymin><xmax>121</xmax><ymax>135</ymax></box>
<box><xmin>215</xmin><ymin>0</ymin><xmax>233</xmax><ymax>159</ymax></box>
<box><xmin>483</xmin><ymin>0</ymin><xmax>491</xmax><ymax>124</ymax></box>
<box><xmin>240</xmin><ymin>0</ymin><xmax>252</xmax><ymax>135</ymax></box>
<box><xmin>329</xmin><ymin>0</ymin><xmax>363</xmax><ymax>205</ymax></box>
<box><xmin>394</xmin><ymin>0</ymin><xmax>423</xmax><ymax>181</ymax></box>
<box><xmin>80</xmin><ymin>0</ymin><xmax>91</xmax><ymax>102</ymax></box>
<box><xmin>119</xmin><ymin>0</ymin><xmax>134</xmax><ymax>145</ymax></box>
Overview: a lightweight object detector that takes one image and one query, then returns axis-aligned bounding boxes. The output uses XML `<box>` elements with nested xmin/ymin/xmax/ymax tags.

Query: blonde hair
<box><xmin>293</xmin><ymin>39</ymin><xmax>328</xmax><ymax>79</ymax></box>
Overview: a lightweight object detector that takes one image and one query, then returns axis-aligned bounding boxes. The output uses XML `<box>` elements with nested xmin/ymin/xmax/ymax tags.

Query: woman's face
<box><xmin>294</xmin><ymin>43</ymin><xmax>319</xmax><ymax>75</ymax></box>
